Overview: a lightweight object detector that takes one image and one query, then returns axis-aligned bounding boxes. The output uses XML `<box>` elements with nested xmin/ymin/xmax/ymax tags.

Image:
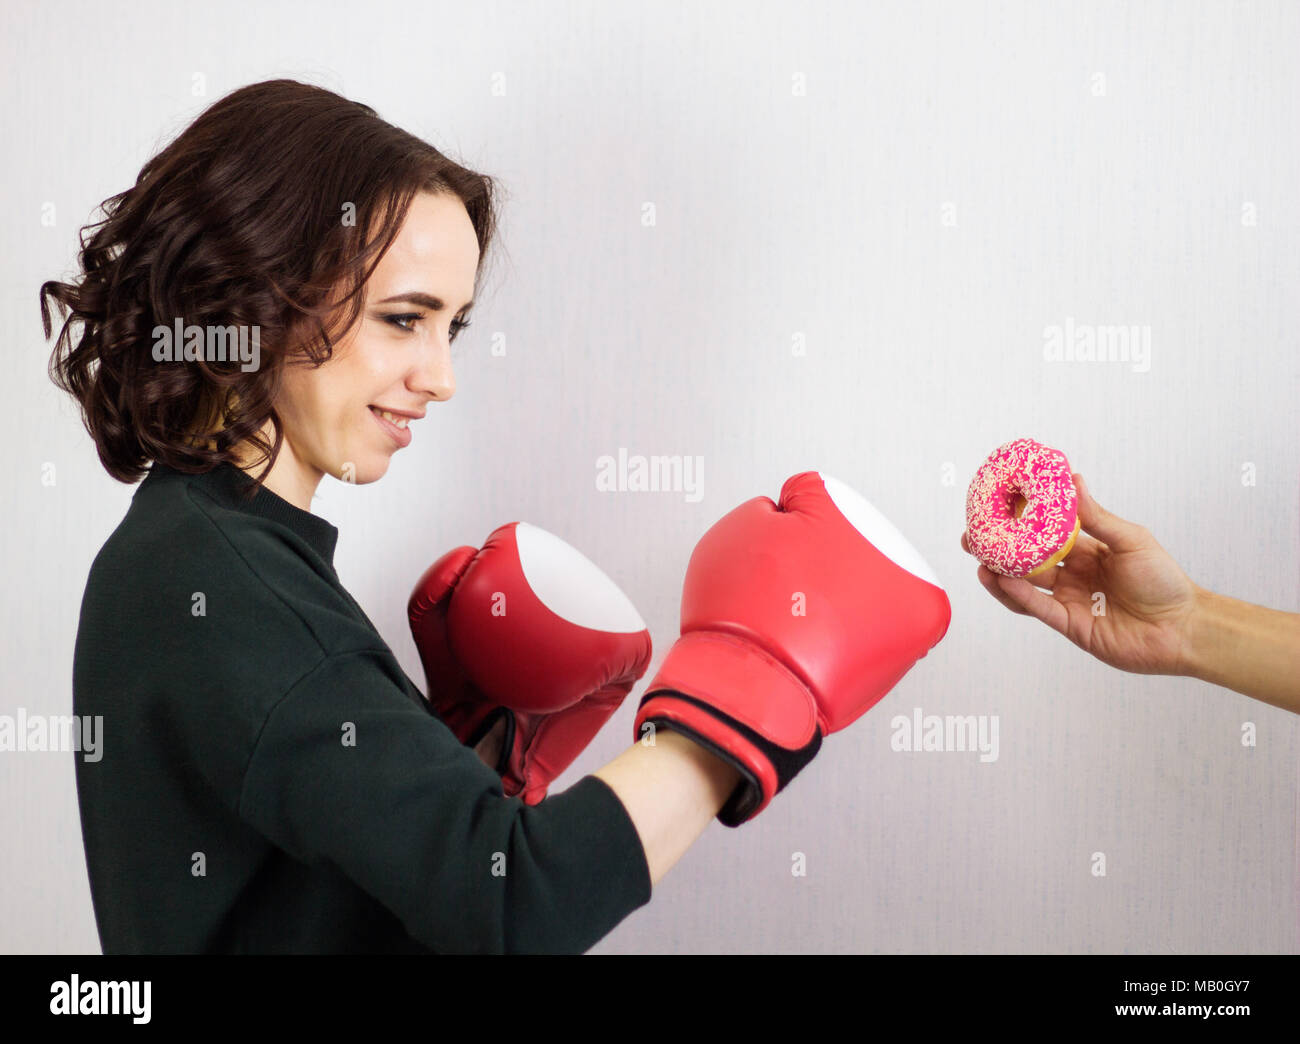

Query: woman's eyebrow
<box><xmin>375</xmin><ymin>292</ymin><xmax>474</xmax><ymax>312</ymax></box>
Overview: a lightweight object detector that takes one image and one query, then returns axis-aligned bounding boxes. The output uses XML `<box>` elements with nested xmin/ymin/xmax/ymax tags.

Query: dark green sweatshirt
<box><xmin>72</xmin><ymin>461</ymin><xmax>652</xmax><ymax>954</ymax></box>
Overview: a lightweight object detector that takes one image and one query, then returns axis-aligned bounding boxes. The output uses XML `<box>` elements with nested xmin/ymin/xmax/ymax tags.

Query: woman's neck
<box><xmin>232</xmin><ymin>435</ymin><xmax>322</xmax><ymax>512</ymax></box>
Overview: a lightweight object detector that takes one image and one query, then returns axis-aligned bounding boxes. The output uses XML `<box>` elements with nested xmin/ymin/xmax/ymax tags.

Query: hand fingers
<box><xmin>1023</xmin><ymin>562</ymin><xmax>1063</xmax><ymax>591</ymax></box>
<box><xmin>1073</xmin><ymin>473</ymin><xmax>1148</xmax><ymax>553</ymax></box>
<box><xmin>975</xmin><ymin>560</ymin><xmax>1076</xmax><ymax>642</ymax></box>
<box><xmin>990</xmin><ymin>573</ymin><xmax>1072</xmax><ymax>638</ymax></box>
<box><xmin>1071</xmin><ymin>527</ymin><xmax>1106</xmax><ymax>557</ymax></box>
<box><xmin>976</xmin><ymin>563</ymin><xmax>1030</xmax><ymax>616</ymax></box>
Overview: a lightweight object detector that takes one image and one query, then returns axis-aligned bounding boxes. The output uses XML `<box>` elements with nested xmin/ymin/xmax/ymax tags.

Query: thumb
<box><xmin>1074</xmin><ymin>473</ymin><xmax>1148</xmax><ymax>552</ymax></box>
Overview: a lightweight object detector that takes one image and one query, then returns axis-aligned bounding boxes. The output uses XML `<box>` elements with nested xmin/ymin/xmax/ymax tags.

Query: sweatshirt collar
<box><xmin>148</xmin><ymin>460</ymin><xmax>340</xmax><ymax>565</ymax></box>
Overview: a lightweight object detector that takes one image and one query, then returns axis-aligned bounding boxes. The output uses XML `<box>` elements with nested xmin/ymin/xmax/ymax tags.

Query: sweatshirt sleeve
<box><xmin>237</xmin><ymin>649</ymin><xmax>652</xmax><ymax>953</ymax></box>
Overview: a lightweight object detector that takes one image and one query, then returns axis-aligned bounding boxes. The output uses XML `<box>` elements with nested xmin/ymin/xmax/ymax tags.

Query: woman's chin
<box><xmin>332</xmin><ymin>456</ymin><xmax>390</xmax><ymax>486</ymax></box>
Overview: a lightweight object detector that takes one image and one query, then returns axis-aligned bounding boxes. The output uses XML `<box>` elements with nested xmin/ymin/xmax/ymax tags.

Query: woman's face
<box><xmin>267</xmin><ymin>190</ymin><xmax>480</xmax><ymax>504</ymax></box>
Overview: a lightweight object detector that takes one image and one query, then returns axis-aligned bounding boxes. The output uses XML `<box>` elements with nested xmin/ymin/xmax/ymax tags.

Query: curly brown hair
<box><xmin>41</xmin><ymin>78</ymin><xmax>499</xmax><ymax>485</ymax></box>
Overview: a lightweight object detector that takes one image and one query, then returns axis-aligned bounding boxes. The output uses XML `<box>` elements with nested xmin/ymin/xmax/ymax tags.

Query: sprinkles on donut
<box><xmin>964</xmin><ymin>438</ymin><xmax>1080</xmax><ymax>579</ymax></box>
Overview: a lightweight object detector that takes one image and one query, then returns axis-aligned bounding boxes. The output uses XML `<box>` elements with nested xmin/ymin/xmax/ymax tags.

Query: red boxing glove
<box><xmin>635</xmin><ymin>472</ymin><xmax>951</xmax><ymax>826</ymax></box>
<box><xmin>409</xmin><ymin>522</ymin><xmax>651</xmax><ymax>804</ymax></box>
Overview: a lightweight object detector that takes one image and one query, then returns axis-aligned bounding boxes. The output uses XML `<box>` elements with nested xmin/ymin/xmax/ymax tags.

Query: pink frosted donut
<box><xmin>965</xmin><ymin>438</ymin><xmax>1080</xmax><ymax>578</ymax></box>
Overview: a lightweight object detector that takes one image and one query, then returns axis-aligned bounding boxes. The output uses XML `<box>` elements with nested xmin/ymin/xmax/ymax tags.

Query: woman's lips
<box><xmin>369</xmin><ymin>405</ymin><xmax>413</xmax><ymax>448</ymax></box>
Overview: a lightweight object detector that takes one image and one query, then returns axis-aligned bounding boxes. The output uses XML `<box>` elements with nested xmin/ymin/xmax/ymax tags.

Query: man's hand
<box><xmin>962</xmin><ymin>473</ymin><xmax>1202</xmax><ymax>675</ymax></box>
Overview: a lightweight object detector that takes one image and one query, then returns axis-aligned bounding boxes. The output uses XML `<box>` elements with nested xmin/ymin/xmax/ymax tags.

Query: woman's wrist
<box><xmin>654</xmin><ymin>728</ymin><xmax>744</xmax><ymax>802</ymax></box>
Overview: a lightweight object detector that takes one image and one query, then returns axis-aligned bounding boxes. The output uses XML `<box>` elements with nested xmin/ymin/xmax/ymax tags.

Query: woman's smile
<box><xmin>368</xmin><ymin>404</ymin><xmax>421</xmax><ymax>448</ymax></box>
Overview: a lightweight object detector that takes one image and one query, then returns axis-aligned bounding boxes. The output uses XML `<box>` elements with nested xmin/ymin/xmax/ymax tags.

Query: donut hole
<box><xmin>1011</xmin><ymin>493</ymin><xmax>1028</xmax><ymax>518</ymax></box>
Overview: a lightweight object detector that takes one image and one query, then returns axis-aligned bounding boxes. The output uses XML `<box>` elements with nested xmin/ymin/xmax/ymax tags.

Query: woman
<box><xmin>42</xmin><ymin>79</ymin><xmax>752</xmax><ymax>954</ymax></box>
<box><xmin>46</xmin><ymin>77</ymin><xmax>956</xmax><ymax>957</ymax></box>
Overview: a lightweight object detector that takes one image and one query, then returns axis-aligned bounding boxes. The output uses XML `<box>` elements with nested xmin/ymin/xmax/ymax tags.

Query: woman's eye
<box><xmin>385</xmin><ymin>313</ymin><xmax>421</xmax><ymax>332</ymax></box>
<box><xmin>383</xmin><ymin>313</ymin><xmax>471</xmax><ymax>340</ymax></box>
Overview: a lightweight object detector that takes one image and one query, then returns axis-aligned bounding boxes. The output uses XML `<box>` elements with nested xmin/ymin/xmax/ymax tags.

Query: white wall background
<box><xmin>2</xmin><ymin>0</ymin><xmax>1296</xmax><ymax>954</ymax></box>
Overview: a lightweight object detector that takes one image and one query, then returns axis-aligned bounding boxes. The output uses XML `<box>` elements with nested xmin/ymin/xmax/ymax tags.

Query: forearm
<box><xmin>594</xmin><ymin>729</ymin><xmax>742</xmax><ymax>886</ymax></box>
<box><xmin>1183</xmin><ymin>587</ymin><xmax>1300</xmax><ymax>713</ymax></box>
